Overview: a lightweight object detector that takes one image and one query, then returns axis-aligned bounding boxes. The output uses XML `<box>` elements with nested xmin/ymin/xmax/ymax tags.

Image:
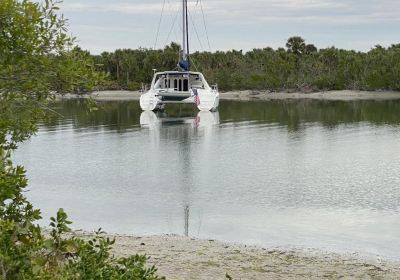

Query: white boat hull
<box><xmin>196</xmin><ymin>89</ymin><xmax>219</xmax><ymax>111</ymax></box>
<box><xmin>139</xmin><ymin>92</ymin><xmax>162</xmax><ymax>111</ymax></box>
<box><xmin>140</xmin><ymin>88</ymin><xmax>219</xmax><ymax>112</ymax></box>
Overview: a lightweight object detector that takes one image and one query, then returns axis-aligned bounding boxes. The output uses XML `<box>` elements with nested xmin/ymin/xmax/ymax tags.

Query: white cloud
<box><xmin>61</xmin><ymin>0</ymin><xmax>400</xmax><ymax>25</ymax></box>
<box><xmin>58</xmin><ymin>0</ymin><xmax>400</xmax><ymax>53</ymax></box>
<box><xmin>205</xmin><ymin>0</ymin><xmax>346</xmax><ymax>10</ymax></box>
<box><xmin>61</xmin><ymin>2</ymin><xmax>170</xmax><ymax>14</ymax></box>
<box><xmin>202</xmin><ymin>0</ymin><xmax>400</xmax><ymax>25</ymax></box>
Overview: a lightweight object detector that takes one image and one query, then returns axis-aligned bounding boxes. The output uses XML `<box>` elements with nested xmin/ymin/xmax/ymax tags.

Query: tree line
<box><xmin>93</xmin><ymin>37</ymin><xmax>400</xmax><ymax>92</ymax></box>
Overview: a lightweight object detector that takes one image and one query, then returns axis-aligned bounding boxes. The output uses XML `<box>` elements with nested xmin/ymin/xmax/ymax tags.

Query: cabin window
<box><xmin>179</xmin><ymin>79</ymin><xmax>182</xmax><ymax>91</ymax></box>
<box><xmin>174</xmin><ymin>79</ymin><xmax>178</xmax><ymax>90</ymax></box>
<box><xmin>183</xmin><ymin>79</ymin><xmax>189</xmax><ymax>91</ymax></box>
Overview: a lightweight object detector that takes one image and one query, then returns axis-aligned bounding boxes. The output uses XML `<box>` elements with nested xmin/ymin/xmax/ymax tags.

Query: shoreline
<box><xmin>57</xmin><ymin>89</ymin><xmax>400</xmax><ymax>102</ymax></box>
<box><xmin>73</xmin><ymin>231</ymin><xmax>400</xmax><ymax>279</ymax></box>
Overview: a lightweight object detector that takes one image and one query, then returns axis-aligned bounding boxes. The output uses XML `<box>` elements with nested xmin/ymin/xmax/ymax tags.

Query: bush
<box><xmin>127</xmin><ymin>81</ymin><xmax>141</xmax><ymax>91</ymax></box>
<box><xmin>0</xmin><ymin>0</ymin><xmax>163</xmax><ymax>279</ymax></box>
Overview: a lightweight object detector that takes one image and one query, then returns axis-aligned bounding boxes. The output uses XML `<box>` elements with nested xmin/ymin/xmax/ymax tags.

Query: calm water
<box><xmin>15</xmin><ymin>99</ymin><xmax>400</xmax><ymax>259</ymax></box>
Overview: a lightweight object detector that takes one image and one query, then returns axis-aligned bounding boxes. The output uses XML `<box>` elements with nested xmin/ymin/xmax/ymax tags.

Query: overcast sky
<box><xmin>59</xmin><ymin>0</ymin><xmax>400</xmax><ymax>54</ymax></box>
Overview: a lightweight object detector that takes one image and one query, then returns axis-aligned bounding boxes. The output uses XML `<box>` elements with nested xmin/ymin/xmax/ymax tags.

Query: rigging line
<box><xmin>191</xmin><ymin>0</ymin><xmax>200</xmax><ymax>18</ymax></box>
<box><xmin>200</xmin><ymin>0</ymin><xmax>211</xmax><ymax>51</ymax></box>
<box><xmin>189</xmin><ymin>55</ymin><xmax>200</xmax><ymax>72</ymax></box>
<box><xmin>163</xmin><ymin>4</ymin><xmax>181</xmax><ymax>47</ymax></box>
<box><xmin>167</xmin><ymin>0</ymin><xmax>182</xmax><ymax>32</ymax></box>
<box><xmin>154</xmin><ymin>0</ymin><xmax>167</xmax><ymax>50</ymax></box>
<box><xmin>166</xmin><ymin>0</ymin><xmax>182</xmax><ymax>36</ymax></box>
<box><xmin>188</xmin><ymin>9</ymin><xmax>205</xmax><ymax>52</ymax></box>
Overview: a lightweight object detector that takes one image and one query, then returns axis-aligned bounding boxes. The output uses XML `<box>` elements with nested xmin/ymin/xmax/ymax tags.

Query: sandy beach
<box><xmin>71</xmin><ymin>232</ymin><xmax>400</xmax><ymax>280</ymax></box>
<box><xmin>58</xmin><ymin>90</ymin><xmax>400</xmax><ymax>102</ymax></box>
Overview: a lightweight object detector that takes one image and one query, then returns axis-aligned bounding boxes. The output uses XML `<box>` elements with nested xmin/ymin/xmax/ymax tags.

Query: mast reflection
<box><xmin>140</xmin><ymin>110</ymin><xmax>219</xmax><ymax>237</ymax></box>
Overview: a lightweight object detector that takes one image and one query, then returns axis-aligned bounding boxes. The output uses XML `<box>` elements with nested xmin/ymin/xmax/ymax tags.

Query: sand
<box><xmin>57</xmin><ymin>90</ymin><xmax>400</xmax><ymax>102</ymax></box>
<box><xmin>71</xmin><ymin>232</ymin><xmax>400</xmax><ymax>280</ymax></box>
<box><xmin>221</xmin><ymin>90</ymin><xmax>400</xmax><ymax>101</ymax></box>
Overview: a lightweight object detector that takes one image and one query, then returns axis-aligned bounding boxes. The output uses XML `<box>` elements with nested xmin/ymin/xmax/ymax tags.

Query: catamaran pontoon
<box><xmin>140</xmin><ymin>0</ymin><xmax>219</xmax><ymax>112</ymax></box>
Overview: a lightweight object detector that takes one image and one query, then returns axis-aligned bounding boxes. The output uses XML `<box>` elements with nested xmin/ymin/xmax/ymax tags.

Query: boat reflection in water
<box><xmin>140</xmin><ymin>110</ymin><xmax>220</xmax><ymax>237</ymax></box>
<box><xmin>140</xmin><ymin>110</ymin><xmax>220</xmax><ymax>130</ymax></box>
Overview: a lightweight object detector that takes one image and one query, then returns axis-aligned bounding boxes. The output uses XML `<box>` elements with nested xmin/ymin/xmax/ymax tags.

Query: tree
<box><xmin>89</xmin><ymin>36</ymin><xmax>399</xmax><ymax>92</ymax></box>
<box><xmin>286</xmin><ymin>36</ymin><xmax>306</xmax><ymax>55</ymax></box>
<box><xmin>0</xmin><ymin>0</ymin><xmax>163</xmax><ymax>278</ymax></box>
<box><xmin>305</xmin><ymin>44</ymin><xmax>318</xmax><ymax>54</ymax></box>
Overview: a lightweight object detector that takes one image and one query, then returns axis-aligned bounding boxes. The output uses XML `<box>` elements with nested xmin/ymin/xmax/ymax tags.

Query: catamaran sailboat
<box><xmin>140</xmin><ymin>0</ymin><xmax>219</xmax><ymax>112</ymax></box>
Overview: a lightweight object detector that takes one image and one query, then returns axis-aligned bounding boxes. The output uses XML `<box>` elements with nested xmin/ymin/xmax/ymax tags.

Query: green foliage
<box><xmin>286</xmin><ymin>36</ymin><xmax>306</xmax><ymax>55</ymax></box>
<box><xmin>95</xmin><ymin>38</ymin><xmax>400</xmax><ymax>92</ymax></box>
<box><xmin>305</xmin><ymin>44</ymin><xmax>318</xmax><ymax>55</ymax></box>
<box><xmin>0</xmin><ymin>0</ymin><xmax>162</xmax><ymax>279</ymax></box>
<box><xmin>0</xmin><ymin>0</ymin><xmax>102</xmax><ymax>98</ymax></box>
<box><xmin>52</xmin><ymin>47</ymin><xmax>105</xmax><ymax>94</ymax></box>
<box><xmin>63</xmin><ymin>229</ymin><xmax>161</xmax><ymax>280</ymax></box>
<box><xmin>127</xmin><ymin>81</ymin><xmax>141</xmax><ymax>91</ymax></box>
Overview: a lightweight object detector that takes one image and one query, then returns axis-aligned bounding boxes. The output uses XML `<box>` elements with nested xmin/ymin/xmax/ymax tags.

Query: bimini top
<box><xmin>153</xmin><ymin>70</ymin><xmax>204</xmax><ymax>76</ymax></box>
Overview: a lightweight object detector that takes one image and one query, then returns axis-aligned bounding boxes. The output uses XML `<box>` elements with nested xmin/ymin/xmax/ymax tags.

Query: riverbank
<box><xmin>72</xmin><ymin>231</ymin><xmax>400</xmax><ymax>280</ymax></box>
<box><xmin>57</xmin><ymin>90</ymin><xmax>400</xmax><ymax>102</ymax></box>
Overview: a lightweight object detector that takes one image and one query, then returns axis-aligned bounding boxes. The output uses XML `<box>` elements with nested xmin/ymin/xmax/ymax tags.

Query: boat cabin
<box><xmin>151</xmin><ymin>71</ymin><xmax>211</xmax><ymax>93</ymax></box>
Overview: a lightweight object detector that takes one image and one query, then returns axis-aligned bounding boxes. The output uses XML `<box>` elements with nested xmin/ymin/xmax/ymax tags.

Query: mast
<box><xmin>182</xmin><ymin>0</ymin><xmax>186</xmax><ymax>58</ymax></box>
<box><xmin>180</xmin><ymin>0</ymin><xmax>190</xmax><ymax>71</ymax></box>
<box><xmin>185</xmin><ymin>0</ymin><xmax>190</xmax><ymax>71</ymax></box>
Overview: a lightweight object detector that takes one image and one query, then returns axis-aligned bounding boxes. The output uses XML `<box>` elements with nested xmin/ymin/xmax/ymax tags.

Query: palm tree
<box><xmin>286</xmin><ymin>36</ymin><xmax>306</xmax><ymax>55</ymax></box>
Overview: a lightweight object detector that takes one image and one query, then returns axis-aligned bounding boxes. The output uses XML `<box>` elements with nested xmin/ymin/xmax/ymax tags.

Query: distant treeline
<box><xmin>91</xmin><ymin>37</ymin><xmax>400</xmax><ymax>92</ymax></box>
